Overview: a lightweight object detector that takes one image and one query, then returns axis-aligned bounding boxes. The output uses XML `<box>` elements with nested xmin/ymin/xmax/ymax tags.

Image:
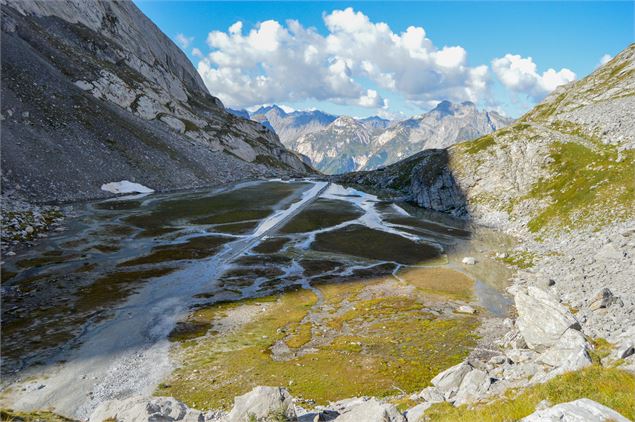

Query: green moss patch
<box><xmin>160</xmin><ymin>271</ymin><xmax>479</xmax><ymax>410</ymax></box>
<box><xmin>460</xmin><ymin>134</ymin><xmax>495</xmax><ymax>155</ymax></box>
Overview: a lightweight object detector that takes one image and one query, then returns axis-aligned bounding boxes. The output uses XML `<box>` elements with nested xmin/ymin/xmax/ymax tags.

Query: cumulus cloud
<box><xmin>598</xmin><ymin>53</ymin><xmax>613</xmax><ymax>67</ymax></box>
<box><xmin>491</xmin><ymin>54</ymin><xmax>575</xmax><ymax>100</ymax></box>
<box><xmin>192</xmin><ymin>48</ymin><xmax>203</xmax><ymax>58</ymax></box>
<box><xmin>196</xmin><ymin>8</ymin><xmax>490</xmax><ymax>109</ymax></box>
<box><xmin>175</xmin><ymin>33</ymin><xmax>194</xmax><ymax>49</ymax></box>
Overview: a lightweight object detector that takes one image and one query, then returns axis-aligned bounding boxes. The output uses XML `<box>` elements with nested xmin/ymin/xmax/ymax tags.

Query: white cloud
<box><xmin>598</xmin><ymin>53</ymin><xmax>612</xmax><ymax>67</ymax></box>
<box><xmin>492</xmin><ymin>54</ymin><xmax>575</xmax><ymax>100</ymax></box>
<box><xmin>196</xmin><ymin>8</ymin><xmax>490</xmax><ymax>109</ymax></box>
<box><xmin>175</xmin><ymin>33</ymin><xmax>194</xmax><ymax>49</ymax></box>
<box><xmin>191</xmin><ymin>48</ymin><xmax>203</xmax><ymax>58</ymax></box>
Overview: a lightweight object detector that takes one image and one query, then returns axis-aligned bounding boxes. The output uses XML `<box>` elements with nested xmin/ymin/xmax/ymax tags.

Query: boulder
<box><xmin>520</xmin><ymin>398</ymin><xmax>629</xmax><ymax>421</ymax></box>
<box><xmin>612</xmin><ymin>327</ymin><xmax>635</xmax><ymax>360</ymax></box>
<box><xmin>589</xmin><ymin>288</ymin><xmax>618</xmax><ymax>311</ymax></box>
<box><xmin>411</xmin><ymin>386</ymin><xmax>444</xmax><ymax>403</ymax></box>
<box><xmin>514</xmin><ymin>287</ymin><xmax>580</xmax><ymax>350</ymax></box>
<box><xmin>404</xmin><ymin>402</ymin><xmax>432</xmax><ymax>422</ymax></box>
<box><xmin>538</xmin><ymin>329</ymin><xmax>591</xmax><ymax>371</ymax></box>
<box><xmin>456</xmin><ymin>305</ymin><xmax>477</xmax><ymax>314</ymax></box>
<box><xmin>90</xmin><ymin>396</ymin><xmax>206</xmax><ymax>422</ymax></box>
<box><xmin>333</xmin><ymin>398</ymin><xmax>405</xmax><ymax>422</ymax></box>
<box><xmin>430</xmin><ymin>362</ymin><xmax>472</xmax><ymax>400</ymax></box>
<box><xmin>452</xmin><ymin>368</ymin><xmax>492</xmax><ymax>406</ymax></box>
<box><xmin>225</xmin><ymin>386</ymin><xmax>297</xmax><ymax>422</ymax></box>
<box><xmin>462</xmin><ymin>257</ymin><xmax>476</xmax><ymax>265</ymax></box>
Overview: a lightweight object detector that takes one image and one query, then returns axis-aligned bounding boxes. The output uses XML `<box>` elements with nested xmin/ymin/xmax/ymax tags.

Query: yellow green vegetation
<box><xmin>160</xmin><ymin>269</ymin><xmax>479</xmax><ymax>410</ymax></box>
<box><xmin>424</xmin><ymin>366</ymin><xmax>635</xmax><ymax>421</ymax></box>
<box><xmin>497</xmin><ymin>250</ymin><xmax>536</xmax><ymax>269</ymax></box>
<box><xmin>459</xmin><ymin>134</ymin><xmax>496</xmax><ymax>155</ymax></box>
<box><xmin>524</xmin><ymin>140</ymin><xmax>634</xmax><ymax>233</ymax></box>
<box><xmin>397</xmin><ymin>267</ymin><xmax>474</xmax><ymax>301</ymax></box>
<box><xmin>0</xmin><ymin>408</ymin><xmax>75</xmax><ymax>422</ymax></box>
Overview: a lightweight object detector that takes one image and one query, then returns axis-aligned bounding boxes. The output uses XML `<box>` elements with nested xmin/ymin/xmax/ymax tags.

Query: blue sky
<box><xmin>135</xmin><ymin>1</ymin><xmax>633</xmax><ymax>118</ymax></box>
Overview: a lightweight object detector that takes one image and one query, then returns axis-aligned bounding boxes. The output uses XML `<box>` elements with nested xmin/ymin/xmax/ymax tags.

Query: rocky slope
<box><xmin>335</xmin><ymin>43</ymin><xmax>635</xmax><ymax>418</ymax></box>
<box><xmin>291</xmin><ymin>101</ymin><xmax>511</xmax><ymax>174</ymax></box>
<box><xmin>0</xmin><ymin>0</ymin><xmax>312</xmax><ymax>203</ymax></box>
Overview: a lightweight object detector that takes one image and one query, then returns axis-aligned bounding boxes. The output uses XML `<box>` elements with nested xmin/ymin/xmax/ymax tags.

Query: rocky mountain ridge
<box><xmin>1</xmin><ymin>0</ymin><xmax>312</xmax><ymax>203</ymax></box>
<box><xmin>244</xmin><ymin>101</ymin><xmax>512</xmax><ymax>174</ymax></box>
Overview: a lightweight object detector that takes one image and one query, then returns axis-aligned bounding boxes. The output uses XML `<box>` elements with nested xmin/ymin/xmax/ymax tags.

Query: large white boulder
<box><xmin>520</xmin><ymin>398</ymin><xmax>629</xmax><ymax>421</ymax></box>
<box><xmin>515</xmin><ymin>287</ymin><xmax>581</xmax><ymax>350</ymax></box>
<box><xmin>333</xmin><ymin>398</ymin><xmax>405</xmax><ymax>422</ymax></box>
<box><xmin>225</xmin><ymin>386</ymin><xmax>296</xmax><ymax>422</ymax></box>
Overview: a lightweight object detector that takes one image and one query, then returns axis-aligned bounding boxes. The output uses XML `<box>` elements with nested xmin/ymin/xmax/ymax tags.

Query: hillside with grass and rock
<box><xmin>0</xmin><ymin>0</ymin><xmax>313</xmax><ymax>205</ymax></box>
<box><xmin>333</xmin><ymin>43</ymin><xmax>635</xmax><ymax>420</ymax></box>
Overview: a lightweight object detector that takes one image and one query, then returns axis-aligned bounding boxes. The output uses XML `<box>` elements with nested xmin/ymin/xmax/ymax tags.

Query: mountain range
<box><xmin>232</xmin><ymin>102</ymin><xmax>512</xmax><ymax>174</ymax></box>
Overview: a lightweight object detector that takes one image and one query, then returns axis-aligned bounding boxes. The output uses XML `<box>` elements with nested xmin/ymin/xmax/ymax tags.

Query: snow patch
<box><xmin>101</xmin><ymin>180</ymin><xmax>155</xmax><ymax>195</ymax></box>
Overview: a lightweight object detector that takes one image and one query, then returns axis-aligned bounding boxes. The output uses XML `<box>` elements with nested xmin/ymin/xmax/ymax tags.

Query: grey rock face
<box><xmin>520</xmin><ymin>398</ymin><xmax>630</xmax><ymax>422</ymax></box>
<box><xmin>1</xmin><ymin>0</ymin><xmax>312</xmax><ymax>203</ymax></box>
<box><xmin>225</xmin><ymin>386</ymin><xmax>296</xmax><ymax>422</ymax></box>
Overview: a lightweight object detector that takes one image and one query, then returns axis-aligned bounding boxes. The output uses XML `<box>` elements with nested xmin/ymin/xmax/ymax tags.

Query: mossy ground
<box><xmin>496</xmin><ymin>250</ymin><xmax>537</xmax><ymax>270</ymax></box>
<box><xmin>423</xmin><ymin>366</ymin><xmax>635</xmax><ymax>421</ymax></box>
<box><xmin>396</xmin><ymin>267</ymin><xmax>474</xmax><ymax>301</ymax></box>
<box><xmin>159</xmin><ymin>269</ymin><xmax>479</xmax><ymax>410</ymax></box>
<box><xmin>0</xmin><ymin>408</ymin><xmax>74</xmax><ymax>422</ymax></box>
<box><xmin>524</xmin><ymin>139</ymin><xmax>634</xmax><ymax>233</ymax></box>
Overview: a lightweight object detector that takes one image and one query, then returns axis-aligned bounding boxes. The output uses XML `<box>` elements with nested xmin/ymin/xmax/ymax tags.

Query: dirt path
<box><xmin>0</xmin><ymin>181</ymin><xmax>329</xmax><ymax>420</ymax></box>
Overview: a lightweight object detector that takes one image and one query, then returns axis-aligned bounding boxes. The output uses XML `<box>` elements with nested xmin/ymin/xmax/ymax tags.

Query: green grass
<box><xmin>160</xmin><ymin>271</ymin><xmax>479</xmax><ymax>410</ymax></box>
<box><xmin>497</xmin><ymin>251</ymin><xmax>537</xmax><ymax>270</ymax></box>
<box><xmin>524</xmin><ymin>141</ymin><xmax>634</xmax><ymax>233</ymax></box>
<box><xmin>0</xmin><ymin>409</ymin><xmax>75</xmax><ymax>422</ymax></box>
<box><xmin>423</xmin><ymin>366</ymin><xmax>635</xmax><ymax>421</ymax></box>
<box><xmin>460</xmin><ymin>134</ymin><xmax>496</xmax><ymax>155</ymax></box>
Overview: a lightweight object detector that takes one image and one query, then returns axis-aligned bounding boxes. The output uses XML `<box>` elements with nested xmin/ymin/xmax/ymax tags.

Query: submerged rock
<box><xmin>520</xmin><ymin>398</ymin><xmax>630</xmax><ymax>421</ymax></box>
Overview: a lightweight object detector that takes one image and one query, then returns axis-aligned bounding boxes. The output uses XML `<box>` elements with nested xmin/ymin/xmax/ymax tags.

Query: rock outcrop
<box><xmin>1</xmin><ymin>0</ymin><xmax>313</xmax><ymax>203</ymax></box>
<box><xmin>520</xmin><ymin>398</ymin><xmax>630</xmax><ymax>422</ymax></box>
<box><xmin>225</xmin><ymin>386</ymin><xmax>296</xmax><ymax>422</ymax></box>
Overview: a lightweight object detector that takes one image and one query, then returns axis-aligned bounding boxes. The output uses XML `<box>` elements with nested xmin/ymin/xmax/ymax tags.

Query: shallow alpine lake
<box><xmin>0</xmin><ymin>179</ymin><xmax>514</xmax><ymax>416</ymax></box>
